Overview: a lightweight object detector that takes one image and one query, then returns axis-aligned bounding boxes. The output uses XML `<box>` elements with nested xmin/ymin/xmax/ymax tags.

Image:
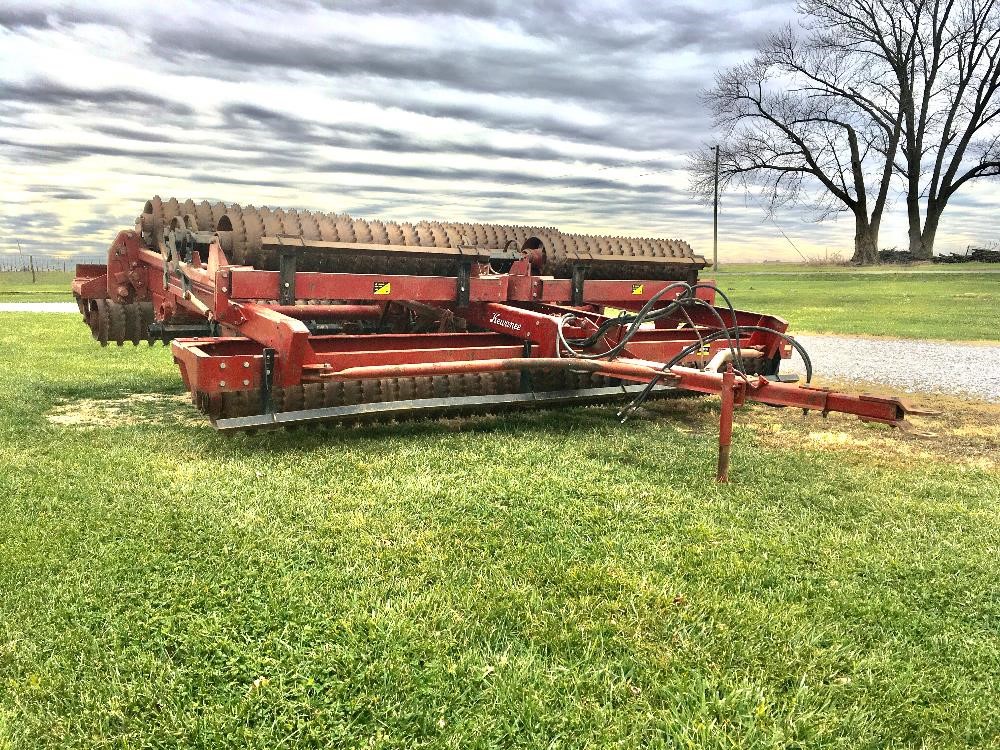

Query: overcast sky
<box><xmin>0</xmin><ymin>0</ymin><xmax>996</xmax><ymax>263</ymax></box>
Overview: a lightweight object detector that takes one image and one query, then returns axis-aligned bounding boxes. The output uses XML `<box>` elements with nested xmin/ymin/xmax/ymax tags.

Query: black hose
<box><xmin>559</xmin><ymin>285</ymin><xmax>802</xmax><ymax>419</ymax></box>
<box><xmin>679</xmin><ymin>298</ymin><xmax>749</xmax><ymax>381</ymax></box>
<box><xmin>618</xmin><ymin>325</ymin><xmax>812</xmax><ymax>421</ymax></box>
<box><xmin>559</xmin><ymin>281</ymin><xmax>693</xmax><ymax>359</ymax></box>
<box><xmin>690</xmin><ymin>284</ymin><xmax>746</xmax><ymax>375</ymax></box>
<box><xmin>564</xmin><ymin>283</ymin><xmax>747</xmax><ymax>375</ymax></box>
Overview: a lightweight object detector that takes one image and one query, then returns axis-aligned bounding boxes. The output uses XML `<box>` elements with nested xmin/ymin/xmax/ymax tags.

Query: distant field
<box><xmin>2</xmin><ymin>266</ymin><xmax>997</xmax><ymax>341</ymax></box>
<box><xmin>714</xmin><ymin>261</ymin><xmax>998</xmax><ymax>274</ymax></box>
<box><xmin>0</xmin><ymin>271</ymin><xmax>74</xmax><ymax>302</ymax></box>
<box><xmin>711</xmin><ymin>271</ymin><xmax>998</xmax><ymax>341</ymax></box>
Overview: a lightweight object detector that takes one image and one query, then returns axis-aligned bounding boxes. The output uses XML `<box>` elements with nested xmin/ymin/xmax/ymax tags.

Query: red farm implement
<box><xmin>72</xmin><ymin>197</ymin><xmax>921</xmax><ymax>481</ymax></box>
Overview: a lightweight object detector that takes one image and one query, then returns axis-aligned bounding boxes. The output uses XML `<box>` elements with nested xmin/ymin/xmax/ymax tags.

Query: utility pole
<box><xmin>713</xmin><ymin>144</ymin><xmax>720</xmax><ymax>272</ymax></box>
<box><xmin>16</xmin><ymin>239</ymin><xmax>24</xmax><ymax>270</ymax></box>
<box><xmin>29</xmin><ymin>254</ymin><xmax>36</xmax><ymax>283</ymax></box>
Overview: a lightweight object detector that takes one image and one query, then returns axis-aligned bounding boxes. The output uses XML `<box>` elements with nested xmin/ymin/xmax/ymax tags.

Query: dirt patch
<box><xmin>41</xmin><ymin>383</ymin><xmax>1000</xmax><ymax>471</ymax></box>
<box><xmin>47</xmin><ymin>393</ymin><xmax>204</xmax><ymax>428</ymax></box>
<box><xmin>648</xmin><ymin>379</ymin><xmax>1000</xmax><ymax>472</ymax></box>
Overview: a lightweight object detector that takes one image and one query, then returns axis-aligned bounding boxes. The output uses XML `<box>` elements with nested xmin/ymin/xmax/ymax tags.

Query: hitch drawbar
<box><xmin>320</xmin><ymin>357</ymin><xmax>925</xmax><ymax>483</ymax></box>
<box><xmin>703</xmin><ymin>364</ymin><xmax>928</xmax><ymax>481</ymax></box>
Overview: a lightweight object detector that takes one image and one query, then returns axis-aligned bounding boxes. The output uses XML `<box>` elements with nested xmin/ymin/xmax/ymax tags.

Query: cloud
<box><xmin>90</xmin><ymin>124</ymin><xmax>183</xmax><ymax>144</ymax></box>
<box><xmin>141</xmin><ymin>11</ymin><xmax>722</xmax><ymax>145</ymax></box>
<box><xmin>306</xmin><ymin>159</ymin><xmax>685</xmax><ymax>194</ymax></box>
<box><xmin>25</xmin><ymin>185</ymin><xmax>95</xmax><ymax>200</ymax></box>
<box><xmin>0</xmin><ymin>137</ymin><xmax>193</xmax><ymax>167</ymax></box>
<box><xmin>0</xmin><ymin>7</ymin><xmax>51</xmax><ymax>29</ymax></box>
<box><xmin>0</xmin><ymin>79</ymin><xmax>192</xmax><ymax>114</ymax></box>
<box><xmin>220</xmin><ymin>102</ymin><xmax>679</xmax><ymax>166</ymax></box>
<box><xmin>338</xmin><ymin>0</ymin><xmax>781</xmax><ymax>54</ymax></box>
<box><xmin>1</xmin><ymin>0</ymin><xmax>995</xmax><ymax>262</ymax></box>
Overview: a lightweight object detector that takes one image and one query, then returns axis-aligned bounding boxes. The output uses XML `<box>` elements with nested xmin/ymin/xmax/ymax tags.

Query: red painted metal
<box><xmin>268</xmin><ymin>304</ymin><xmax>383</xmax><ymax>319</ymax></box>
<box><xmin>718</xmin><ymin>364</ymin><xmax>735</xmax><ymax>482</ymax></box>
<box><xmin>229</xmin><ymin>270</ymin><xmax>509</xmax><ymax>303</ymax></box>
<box><xmin>71</xmin><ymin>266</ymin><xmax>109</xmax><ymax>301</ymax></box>
<box><xmin>71</xmin><ymin>228</ymin><xmax>922</xmax><ymax>480</ymax></box>
<box><xmin>321</xmin><ymin>357</ymin><xmax>671</xmax><ymax>383</ymax></box>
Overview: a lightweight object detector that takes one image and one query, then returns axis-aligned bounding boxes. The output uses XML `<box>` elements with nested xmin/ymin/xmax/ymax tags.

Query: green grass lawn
<box><xmin>709</xmin><ymin>271</ymin><xmax>999</xmax><ymax>340</ymax></box>
<box><xmin>714</xmin><ymin>261</ymin><xmax>998</xmax><ymax>274</ymax></box>
<box><xmin>1</xmin><ymin>313</ymin><xmax>998</xmax><ymax>748</ymax></box>
<box><xmin>3</xmin><ymin>266</ymin><xmax>999</xmax><ymax>340</ymax></box>
<box><xmin>0</xmin><ymin>271</ymin><xmax>75</xmax><ymax>302</ymax></box>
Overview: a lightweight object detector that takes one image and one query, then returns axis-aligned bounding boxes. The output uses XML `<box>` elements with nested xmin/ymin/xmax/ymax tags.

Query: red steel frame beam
<box><xmin>223</xmin><ymin>267</ymin><xmax>714</xmax><ymax>306</ymax></box>
<box><xmin>75</xmin><ymin>234</ymin><xmax>795</xmax><ymax>395</ymax></box>
<box><xmin>170</xmin><ymin>325</ymin><xmax>776</xmax><ymax>395</ymax></box>
<box><xmin>75</xmin><ymin>235</ymin><xmax>785</xmax><ymax>391</ymax></box>
<box><xmin>292</xmin><ymin>354</ymin><xmax>912</xmax><ymax>430</ymax></box>
<box><xmin>256</xmin><ymin>354</ymin><xmax>916</xmax><ymax>482</ymax></box>
<box><xmin>79</xmin><ymin>234</ymin><xmax>724</xmax><ymax>314</ymax></box>
<box><xmin>73</xmin><ymin>231</ymin><xmax>928</xmax><ymax>482</ymax></box>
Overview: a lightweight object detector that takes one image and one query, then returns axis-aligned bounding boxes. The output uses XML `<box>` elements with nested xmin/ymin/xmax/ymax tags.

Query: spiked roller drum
<box><xmin>139</xmin><ymin>196</ymin><xmax>705</xmax><ymax>280</ymax></box>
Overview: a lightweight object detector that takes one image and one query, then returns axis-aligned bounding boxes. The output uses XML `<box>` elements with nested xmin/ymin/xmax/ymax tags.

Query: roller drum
<box><xmin>140</xmin><ymin>195</ymin><xmax>704</xmax><ymax>279</ymax></box>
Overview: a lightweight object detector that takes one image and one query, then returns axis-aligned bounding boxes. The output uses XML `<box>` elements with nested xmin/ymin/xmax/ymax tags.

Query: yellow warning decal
<box><xmin>373</xmin><ymin>281</ymin><xmax>391</xmax><ymax>295</ymax></box>
<box><xmin>631</xmin><ymin>284</ymin><xmax>644</xmax><ymax>295</ymax></box>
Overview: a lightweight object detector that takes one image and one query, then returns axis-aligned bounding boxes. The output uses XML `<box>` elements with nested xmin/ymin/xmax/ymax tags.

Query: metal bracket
<box><xmin>180</xmin><ymin>271</ymin><xmax>193</xmax><ymax>299</ymax></box>
<box><xmin>275</xmin><ymin>235</ymin><xmax>305</xmax><ymax>305</ymax></box>
<box><xmin>260</xmin><ymin>348</ymin><xmax>276</xmax><ymax>415</ymax></box>
<box><xmin>278</xmin><ymin>252</ymin><xmax>297</xmax><ymax>305</ymax></box>
<box><xmin>457</xmin><ymin>262</ymin><xmax>472</xmax><ymax>307</ymax></box>
<box><xmin>571</xmin><ymin>265</ymin><xmax>586</xmax><ymax>305</ymax></box>
<box><xmin>519</xmin><ymin>340</ymin><xmax>533</xmax><ymax>392</ymax></box>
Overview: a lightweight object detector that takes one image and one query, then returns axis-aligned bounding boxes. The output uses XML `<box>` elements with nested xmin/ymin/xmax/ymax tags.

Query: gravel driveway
<box><xmin>786</xmin><ymin>334</ymin><xmax>1000</xmax><ymax>402</ymax></box>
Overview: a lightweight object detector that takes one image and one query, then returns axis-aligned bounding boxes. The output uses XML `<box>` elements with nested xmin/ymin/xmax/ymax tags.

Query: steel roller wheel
<box><xmin>317</xmin><ymin>213</ymin><xmax>338</xmax><ymax>242</ymax></box>
<box><xmin>369</xmin><ymin>220</ymin><xmax>390</xmax><ymax>245</ymax></box>
<box><xmin>194</xmin><ymin>200</ymin><xmax>214</xmax><ymax>232</ymax></box>
<box><xmin>82</xmin><ymin>299</ymin><xmax>153</xmax><ymax>346</ymax></box>
<box><xmin>91</xmin><ymin>299</ymin><xmax>110</xmax><ymax>346</ymax></box>
<box><xmin>297</xmin><ymin>210</ymin><xmax>322</xmax><ymax>242</ymax></box>
<box><xmin>140</xmin><ymin>197</ymin><xmax>705</xmax><ymax>279</ymax></box>
<box><xmin>198</xmin><ymin>365</ymin><xmax>637</xmax><ymax>424</ymax></box>
<box><xmin>335</xmin><ymin>215</ymin><xmax>356</xmax><ymax>243</ymax></box>
<box><xmin>386</xmin><ymin>221</ymin><xmax>404</xmax><ymax>245</ymax></box>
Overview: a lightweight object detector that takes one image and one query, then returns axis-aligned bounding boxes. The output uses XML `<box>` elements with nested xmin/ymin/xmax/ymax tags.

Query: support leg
<box><xmin>717</xmin><ymin>364</ymin><xmax>735</xmax><ymax>483</ymax></box>
<box><xmin>261</xmin><ymin>348</ymin><xmax>276</xmax><ymax>415</ymax></box>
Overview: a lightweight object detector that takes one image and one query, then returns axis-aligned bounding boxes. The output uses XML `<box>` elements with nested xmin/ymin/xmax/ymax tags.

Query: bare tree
<box><xmin>805</xmin><ymin>0</ymin><xmax>1000</xmax><ymax>258</ymax></box>
<box><xmin>694</xmin><ymin>0</ymin><xmax>1000</xmax><ymax>263</ymax></box>
<box><xmin>692</xmin><ymin>23</ymin><xmax>903</xmax><ymax>263</ymax></box>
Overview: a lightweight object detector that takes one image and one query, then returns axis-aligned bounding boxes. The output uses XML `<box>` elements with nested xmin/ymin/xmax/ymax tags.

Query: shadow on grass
<box><xmin>222</xmin><ymin>391</ymin><xmax>725</xmax><ymax>459</ymax></box>
<box><xmin>39</xmin><ymin>381</ymin><xmax>725</xmax><ymax>461</ymax></box>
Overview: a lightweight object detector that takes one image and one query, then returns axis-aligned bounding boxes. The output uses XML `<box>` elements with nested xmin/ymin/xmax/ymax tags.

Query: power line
<box><xmin>632</xmin><ymin>157</ymin><xmax>809</xmax><ymax>260</ymax></box>
<box><xmin>567</xmin><ymin>156</ymin><xmax>670</xmax><ymax>178</ymax></box>
<box><xmin>740</xmin><ymin>191</ymin><xmax>810</xmax><ymax>262</ymax></box>
<box><xmin>636</xmin><ymin>167</ymin><xmax>674</xmax><ymax>177</ymax></box>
